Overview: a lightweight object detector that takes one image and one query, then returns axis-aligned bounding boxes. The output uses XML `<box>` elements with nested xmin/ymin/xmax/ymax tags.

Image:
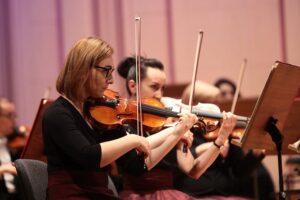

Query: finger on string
<box><xmin>223</xmin><ymin>111</ymin><xmax>228</xmax><ymax>121</ymax></box>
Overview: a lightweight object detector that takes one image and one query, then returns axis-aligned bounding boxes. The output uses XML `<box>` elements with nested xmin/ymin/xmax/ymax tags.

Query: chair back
<box><xmin>14</xmin><ymin>159</ymin><xmax>47</xmax><ymax>200</ymax></box>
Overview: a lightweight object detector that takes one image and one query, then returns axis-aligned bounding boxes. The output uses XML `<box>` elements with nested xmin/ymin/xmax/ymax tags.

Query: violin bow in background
<box><xmin>228</xmin><ymin>59</ymin><xmax>252</xmax><ymax>142</ymax></box>
<box><xmin>230</xmin><ymin>59</ymin><xmax>247</xmax><ymax>113</ymax></box>
<box><xmin>184</xmin><ymin>30</ymin><xmax>204</xmax><ymax>153</ymax></box>
<box><xmin>134</xmin><ymin>17</ymin><xmax>144</xmax><ymax>137</ymax></box>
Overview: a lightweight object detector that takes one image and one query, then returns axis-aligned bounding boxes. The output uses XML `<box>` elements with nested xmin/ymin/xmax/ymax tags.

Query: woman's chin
<box><xmin>96</xmin><ymin>91</ymin><xmax>104</xmax><ymax>98</ymax></box>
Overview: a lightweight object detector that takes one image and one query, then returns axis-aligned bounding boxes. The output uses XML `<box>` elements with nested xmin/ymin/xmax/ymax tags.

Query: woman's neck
<box><xmin>62</xmin><ymin>95</ymin><xmax>83</xmax><ymax>114</ymax></box>
<box><xmin>130</xmin><ymin>95</ymin><xmax>135</xmax><ymax>100</ymax></box>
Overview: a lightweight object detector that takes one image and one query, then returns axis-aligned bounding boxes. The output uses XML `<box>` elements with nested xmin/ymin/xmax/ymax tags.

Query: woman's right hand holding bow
<box><xmin>132</xmin><ymin>134</ymin><xmax>151</xmax><ymax>159</ymax></box>
<box><xmin>214</xmin><ymin>112</ymin><xmax>237</xmax><ymax>147</ymax></box>
<box><xmin>174</xmin><ymin>113</ymin><xmax>198</xmax><ymax>136</ymax></box>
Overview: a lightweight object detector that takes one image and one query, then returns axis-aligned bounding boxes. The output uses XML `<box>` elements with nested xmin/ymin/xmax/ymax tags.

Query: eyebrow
<box><xmin>104</xmin><ymin>65</ymin><xmax>114</xmax><ymax>69</ymax></box>
<box><xmin>149</xmin><ymin>81</ymin><xmax>160</xmax><ymax>85</ymax></box>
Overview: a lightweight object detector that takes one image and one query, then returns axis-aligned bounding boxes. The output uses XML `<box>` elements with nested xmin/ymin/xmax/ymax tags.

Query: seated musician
<box><xmin>0</xmin><ymin>98</ymin><xmax>19</xmax><ymax>200</ymax></box>
<box><xmin>173</xmin><ymin>80</ymin><xmax>275</xmax><ymax>200</ymax></box>
<box><xmin>214</xmin><ymin>78</ymin><xmax>239</xmax><ymax>101</ymax></box>
<box><xmin>115</xmin><ymin>56</ymin><xmax>237</xmax><ymax>199</ymax></box>
<box><xmin>285</xmin><ymin>155</ymin><xmax>300</xmax><ymax>190</ymax></box>
<box><xmin>42</xmin><ymin>37</ymin><xmax>198</xmax><ymax>199</ymax></box>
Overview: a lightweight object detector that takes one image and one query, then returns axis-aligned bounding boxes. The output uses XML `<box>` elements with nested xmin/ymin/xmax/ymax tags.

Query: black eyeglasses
<box><xmin>94</xmin><ymin>65</ymin><xmax>114</xmax><ymax>78</ymax></box>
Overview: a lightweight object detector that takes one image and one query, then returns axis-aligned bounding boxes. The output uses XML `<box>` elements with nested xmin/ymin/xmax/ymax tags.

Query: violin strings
<box><xmin>140</xmin><ymin>103</ymin><xmax>248</xmax><ymax>122</ymax></box>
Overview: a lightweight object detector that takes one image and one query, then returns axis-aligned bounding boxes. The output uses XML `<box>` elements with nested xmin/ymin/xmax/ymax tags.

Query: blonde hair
<box><xmin>56</xmin><ymin>37</ymin><xmax>113</xmax><ymax>102</ymax></box>
<box><xmin>181</xmin><ymin>80</ymin><xmax>220</xmax><ymax>104</ymax></box>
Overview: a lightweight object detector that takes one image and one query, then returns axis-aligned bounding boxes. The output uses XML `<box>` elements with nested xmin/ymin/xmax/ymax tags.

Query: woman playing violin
<box><xmin>116</xmin><ymin>56</ymin><xmax>237</xmax><ymax>199</ymax></box>
<box><xmin>173</xmin><ymin>81</ymin><xmax>275</xmax><ymax>200</ymax></box>
<box><xmin>42</xmin><ymin>37</ymin><xmax>199</xmax><ymax>200</ymax></box>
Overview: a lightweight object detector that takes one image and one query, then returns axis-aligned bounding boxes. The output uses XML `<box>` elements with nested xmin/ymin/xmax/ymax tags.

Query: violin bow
<box><xmin>188</xmin><ymin>31</ymin><xmax>204</xmax><ymax>112</ymax></box>
<box><xmin>135</xmin><ymin>17</ymin><xmax>143</xmax><ymax>137</ymax></box>
<box><xmin>230</xmin><ymin>58</ymin><xmax>247</xmax><ymax>113</ymax></box>
<box><xmin>184</xmin><ymin>30</ymin><xmax>204</xmax><ymax>152</ymax></box>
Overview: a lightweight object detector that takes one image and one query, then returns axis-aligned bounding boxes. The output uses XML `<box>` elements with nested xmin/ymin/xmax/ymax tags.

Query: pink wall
<box><xmin>2</xmin><ymin>0</ymin><xmax>299</xmax><ymax>125</ymax></box>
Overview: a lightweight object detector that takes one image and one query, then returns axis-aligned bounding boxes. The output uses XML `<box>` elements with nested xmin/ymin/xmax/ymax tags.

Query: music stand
<box><xmin>224</xmin><ymin>99</ymin><xmax>300</xmax><ymax>155</ymax></box>
<box><xmin>21</xmin><ymin>99</ymin><xmax>52</xmax><ymax>163</ymax></box>
<box><xmin>231</xmin><ymin>61</ymin><xmax>300</xmax><ymax>200</ymax></box>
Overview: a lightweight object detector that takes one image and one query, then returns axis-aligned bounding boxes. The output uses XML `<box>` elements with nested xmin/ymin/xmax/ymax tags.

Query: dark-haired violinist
<box><xmin>42</xmin><ymin>37</ymin><xmax>199</xmax><ymax>199</ymax></box>
<box><xmin>214</xmin><ymin>78</ymin><xmax>238</xmax><ymax>101</ymax></box>
<box><xmin>116</xmin><ymin>56</ymin><xmax>237</xmax><ymax>199</ymax></box>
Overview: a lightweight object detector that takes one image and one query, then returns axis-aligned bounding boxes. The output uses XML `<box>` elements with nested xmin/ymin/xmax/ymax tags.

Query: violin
<box><xmin>162</xmin><ymin>98</ymin><xmax>248</xmax><ymax>140</ymax></box>
<box><xmin>85</xmin><ymin>89</ymin><xmax>249</xmax><ymax>139</ymax></box>
<box><xmin>85</xmin><ymin>89</ymin><xmax>169</xmax><ymax>133</ymax></box>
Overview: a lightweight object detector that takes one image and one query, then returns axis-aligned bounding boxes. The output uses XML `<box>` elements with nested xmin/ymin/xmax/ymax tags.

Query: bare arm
<box><xmin>195</xmin><ymin>140</ymin><xmax>230</xmax><ymax>159</ymax></box>
<box><xmin>145</xmin><ymin>114</ymin><xmax>198</xmax><ymax>170</ymax></box>
<box><xmin>194</xmin><ymin>141</ymin><xmax>213</xmax><ymax>155</ymax></box>
<box><xmin>176</xmin><ymin>112</ymin><xmax>237</xmax><ymax>179</ymax></box>
<box><xmin>177</xmin><ymin>140</ymin><xmax>222</xmax><ymax>179</ymax></box>
<box><xmin>146</xmin><ymin>126</ymin><xmax>175</xmax><ymax>149</ymax></box>
<box><xmin>100</xmin><ymin>134</ymin><xmax>150</xmax><ymax>167</ymax></box>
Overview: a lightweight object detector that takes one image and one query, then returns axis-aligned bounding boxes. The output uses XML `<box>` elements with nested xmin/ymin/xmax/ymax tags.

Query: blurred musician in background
<box><xmin>285</xmin><ymin>155</ymin><xmax>300</xmax><ymax>190</ymax></box>
<box><xmin>0</xmin><ymin>98</ymin><xmax>19</xmax><ymax>200</ymax></box>
<box><xmin>214</xmin><ymin>78</ymin><xmax>238</xmax><ymax>101</ymax></box>
<box><xmin>181</xmin><ymin>80</ymin><xmax>221</xmax><ymax>105</ymax></box>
